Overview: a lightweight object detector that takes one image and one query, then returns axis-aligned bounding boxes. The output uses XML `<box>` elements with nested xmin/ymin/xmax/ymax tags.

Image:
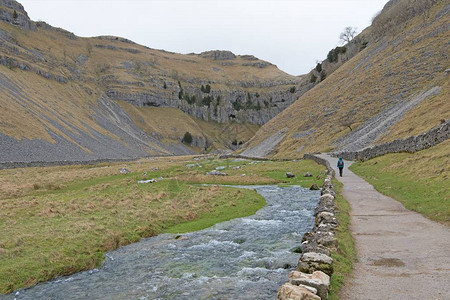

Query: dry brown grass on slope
<box><xmin>243</xmin><ymin>1</ymin><xmax>450</xmax><ymax>158</ymax></box>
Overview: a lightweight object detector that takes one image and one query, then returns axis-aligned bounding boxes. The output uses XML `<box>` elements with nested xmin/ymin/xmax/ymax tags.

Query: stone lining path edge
<box><xmin>318</xmin><ymin>154</ymin><xmax>450</xmax><ymax>300</ymax></box>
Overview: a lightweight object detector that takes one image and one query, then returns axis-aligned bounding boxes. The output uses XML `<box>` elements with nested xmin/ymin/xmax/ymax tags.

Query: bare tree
<box><xmin>339</xmin><ymin>26</ymin><xmax>357</xmax><ymax>44</ymax></box>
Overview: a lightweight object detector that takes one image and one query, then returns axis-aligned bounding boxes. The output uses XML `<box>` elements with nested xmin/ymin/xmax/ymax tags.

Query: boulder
<box><xmin>303</xmin><ymin>172</ymin><xmax>313</xmax><ymax>177</ymax></box>
<box><xmin>277</xmin><ymin>283</ymin><xmax>320</xmax><ymax>300</ymax></box>
<box><xmin>289</xmin><ymin>270</ymin><xmax>330</xmax><ymax>300</ymax></box>
<box><xmin>206</xmin><ymin>170</ymin><xmax>227</xmax><ymax>176</ymax></box>
<box><xmin>297</xmin><ymin>252</ymin><xmax>334</xmax><ymax>276</ymax></box>
<box><xmin>118</xmin><ymin>167</ymin><xmax>130</xmax><ymax>174</ymax></box>
<box><xmin>286</xmin><ymin>172</ymin><xmax>296</xmax><ymax>178</ymax></box>
<box><xmin>310</xmin><ymin>184</ymin><xmax>320</xmax><ymax>190</ymax></box>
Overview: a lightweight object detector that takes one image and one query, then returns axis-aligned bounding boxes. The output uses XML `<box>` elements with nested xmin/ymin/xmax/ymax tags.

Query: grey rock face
<box><xmin>0</xmin><ymin>0</ymin><xmax>36</xmax><ymax>30</ymax></box>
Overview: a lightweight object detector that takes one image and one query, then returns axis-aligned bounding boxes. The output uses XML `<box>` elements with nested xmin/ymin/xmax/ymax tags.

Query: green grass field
<box><xmin>350</xmin><ymin>140</ymin><xmax>450</xmax><ymax>225</ymax></box>
<box><xmin>0</xmin><ymin>156</ymin><xmax>325</xmax><ymax>293</ymax></box>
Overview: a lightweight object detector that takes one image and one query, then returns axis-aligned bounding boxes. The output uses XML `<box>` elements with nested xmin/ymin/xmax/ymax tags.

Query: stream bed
<box><xmin>6</xmin><ymin>185</ymin><xmax>319</xmax><ymax>300</ymax></box>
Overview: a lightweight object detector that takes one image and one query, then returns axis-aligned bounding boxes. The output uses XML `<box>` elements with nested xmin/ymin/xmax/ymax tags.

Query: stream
<box><xmin>6</xmin><ymin>185</ymin><xmax>319</xmax><ymax>300</ymax></box>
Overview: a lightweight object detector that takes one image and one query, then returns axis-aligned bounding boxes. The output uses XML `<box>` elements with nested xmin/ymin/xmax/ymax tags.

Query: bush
<box><xmin>320</xmin><ymin>70</ymin><xmax>327</xmax><ymax>81</ymax></box>
<box><xmin>163</xmin><ymin>82</ymin><xmax>167</xmax><ymax>89</ymax></box>
<box><xmin>182</xmin><ymin>132</ymin><xmax>193</xmax><ymax>144</ymax></box>
<box><xmin>232</xmin><ymin>100</ymin><xmax>243</xmax><ymax>111</ymax></box>
<box><xmin>310</xmin><ymin>74</ymin><xmax>317</xmax><ymax>83</ymax></box>
<box><xmin>327</xmin><ymin>46</ymin><xmax>347</xmax><ymax>63</ymax></box>
<box><xmin>201</xmin><ymin>84</ymin><xmax>211</xmax><ymax>93</ymax></box>
<box><xmin>201</xmin><ymin>96</ymin><xmax>213</xmax><ymax>107</ymax></box>
<box><xmin>289</xmin><ymin>86</ymin><xmax>296</xmax><ymax>93</ymax></box>
<box><xmin>315</xmin><ymin>63</ymin><xmax>322</xmax><ymax>73</ymax></box>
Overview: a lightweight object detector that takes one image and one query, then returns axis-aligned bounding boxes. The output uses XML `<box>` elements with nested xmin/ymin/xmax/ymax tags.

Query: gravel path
<box><xmin>319</xmin><ymin>154</ymin><xmax>450</xmax><ymax>300</ymax></box>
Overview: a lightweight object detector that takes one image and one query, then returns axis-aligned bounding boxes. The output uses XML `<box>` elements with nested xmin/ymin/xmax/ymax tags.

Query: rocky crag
<box><xmin>0</xmin><ymin>0</ymin><xmax>301</xmax><ymax>163</ymax></box>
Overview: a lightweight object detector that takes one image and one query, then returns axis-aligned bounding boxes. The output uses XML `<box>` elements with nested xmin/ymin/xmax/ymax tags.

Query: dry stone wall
<box><xmin>278</xmin><ymin>154</ymin><xmax>337</xmax><ymax>300</ymax></box>
<box><xmin>335</xmin><ymin>120</ymin><xmax>449</xmax><ymax>161</ymax></box>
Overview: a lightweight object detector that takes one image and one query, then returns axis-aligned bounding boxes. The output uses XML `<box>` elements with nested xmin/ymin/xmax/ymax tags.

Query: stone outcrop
<box><xmin>0</xmin><ymin>0</ymin><xmax>36</xmax><ymax>30</ymax></box>
<box><xmin>335</xmin><ymin>119</ymin><xmax>449</xmax><ymax>161</ymax></box>
<box><xmin>278</xmin><ymin>154</ymin><xmax>338</xmax><ymax>299</ymax></box>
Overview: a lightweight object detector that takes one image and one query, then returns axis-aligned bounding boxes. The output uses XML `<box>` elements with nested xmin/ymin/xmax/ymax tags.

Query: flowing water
<box><xmin>6</xmin><ymin>185</ymin><xmax>319</xmax><ymax>300</ymax></box>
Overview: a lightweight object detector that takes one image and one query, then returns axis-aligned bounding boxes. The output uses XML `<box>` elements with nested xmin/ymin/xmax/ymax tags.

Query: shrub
<box><xmin>232</xmin><ymin>100</ymin><xmax>243</xmax><ymax>111</ymax></box>
<box><xmin>163</xmin><ymin>82</ymin><xmax>167</xmax><ymax>89</ymax></box>
<box><xmin>320</xmin><ymin>70</ymin><xmax>327</xmax><ymax>81</ymax></box>
<box><xmin>310</xmin><ymin>74</ymin><xmax>317</xmax><ymax>83</ymax></box>
<box><xmin>289</xmin><ymin>86</ymin><xmax>296</xmax><ymax>93</ymax></box>
<box><xmin>201</xmin><ymin>96</ymin><xmax>213</xmax><ymax>107</ymax></box>
<box><xmin>200</xmin><ymin>84</ymin><xmax>211</xmax><ymax>93</ymax></box>
<box><xmin>182</xmin><ymin>132</ymin><xmax>193</xmax><ymax>144</ymax></box>
<box><xmin>327</xmin><ymin>46</ymin><xmax>347</xmax><ymax>63</ymax></box>
<box><xmin>315</xmin><ymin>63</ymin><xmax>322</xmax><ymax>73</ymax></box>
<box><xmin>13</xmin><ymin>10</ymin><xmax>18</xmax><ymax>19</ymax></box>
<box><xmin>178</xmin><ymin>89</ymin><xmax>183</xmax><ymax>100</ymax></box>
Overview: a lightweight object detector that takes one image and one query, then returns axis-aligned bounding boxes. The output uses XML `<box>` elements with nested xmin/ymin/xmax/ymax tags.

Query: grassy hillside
<box><xmin>0</xmin><ymin>1</ymin><xmax>300</xmax><ymax>160</ymax></box>
<box><xmin>243</xmin><ymin>0</ymin><xmax>449</xmax><ymax>158</ymax></box>
<box><xmin>350</xmin><ymin>140</ymin><xmax>450</xmax><ymax>225</ymax></box>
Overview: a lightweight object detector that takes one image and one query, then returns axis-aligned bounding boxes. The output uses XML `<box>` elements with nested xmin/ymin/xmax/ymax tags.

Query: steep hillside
<box><xmin>0</xmin><ymin>0</ymin><xmax>300</xmax><ymax>163</ymax></box>
<box><xmin>242</xmin><ymin>0</ymin><xmax>449</xmax><ymax>158</ymax></box>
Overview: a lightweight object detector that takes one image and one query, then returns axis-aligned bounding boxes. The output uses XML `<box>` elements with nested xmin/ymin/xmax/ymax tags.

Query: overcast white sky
<box><xmin>20</xmin><ymin>0</ymin><xmax>388</xmax><ymax>75</ymax></box>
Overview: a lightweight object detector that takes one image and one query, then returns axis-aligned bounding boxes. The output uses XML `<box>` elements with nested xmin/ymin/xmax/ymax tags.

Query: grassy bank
<box><xmin>349</xmin><ymin>140</ymin><xmax>450</xmax><ymax>225</ymax></box>
<box><xmin>328</xmin><ymin>179</ymin><xmax>357</xmax><ymax>300</ymax></box>
<box><xmin>0</xmin><ymin>156</ymin><xmax>325</xmax><ymax>293</ymax></box>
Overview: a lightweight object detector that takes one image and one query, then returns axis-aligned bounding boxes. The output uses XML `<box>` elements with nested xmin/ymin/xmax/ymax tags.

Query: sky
<box><xmin>20</xmin><ymin>0</ymin><xmax>388</xmax><ymax>75</ymax></box>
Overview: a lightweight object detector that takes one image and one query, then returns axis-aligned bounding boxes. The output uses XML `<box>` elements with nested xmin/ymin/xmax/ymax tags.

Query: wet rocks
<box><xmin>277</xmin><ymin>283</ymin><xmax>320</xmax><ymax>300</ymax></box>
<box><xmin>286</xmin><ymin>172</ymin><xmax>296</xmax><ymax>178</ymax></box>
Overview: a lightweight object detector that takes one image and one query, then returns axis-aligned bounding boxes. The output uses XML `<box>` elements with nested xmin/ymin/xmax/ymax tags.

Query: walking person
<box><xmin>337</xmin><ymin>157</ymin><xmax>344</xmax><ymax>177</ymax></box>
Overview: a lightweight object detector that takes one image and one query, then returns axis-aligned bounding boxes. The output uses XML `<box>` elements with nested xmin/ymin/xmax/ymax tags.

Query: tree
<box><xmin>13</xmin><ymin>10</ymin><xmax>18</xmax><ymax>19</ymax></box>
<box><xmin>339</xmin><ymin>26</ymin><xmax>357</xmax><ymax>44</ymax></box>
<box><xmin>182</xmin><ymin>132</ymin><xmax>193</xmax><ymax>144</ymax></box>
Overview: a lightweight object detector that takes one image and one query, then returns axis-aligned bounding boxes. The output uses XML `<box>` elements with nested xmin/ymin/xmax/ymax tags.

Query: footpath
<box><xmin>318</xmin><ymin>154</ymin><xmax>450</xmax><ymax>300</ymax></box>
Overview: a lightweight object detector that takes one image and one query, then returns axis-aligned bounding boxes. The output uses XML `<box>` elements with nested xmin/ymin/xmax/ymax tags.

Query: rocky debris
<box><xmin>289</xmin><ymin>271</ymin><xmax>330</xmax><ymax>300</ymax></box>
<box><xmin>334</xmin><ymin>86</ymin><xmax>442</xmax><ymax>153</ymax></box>
<box><xmin>303</xmin><ymin>172</ymin><xmax>312</xmax><ymax>177</ymax></box>
<box><xmin>286</xmin><ymin>172</ymin><xmax>296</xmax><ymax>178</ymax></box>
<box><xmin>119</xmin><ymin>167</ymin><xmax>130</xmax><ymax>174</ymax></box>
<box><xmin>206</xmin><ymin>170</ymin><xmax>227</xmax><ymax>176</ymax></box>
<box><xmin>241</xmin><ymin>129</ymin><xmax>287</xmax><ymax>158</ymax></box>
<box><xmin>277</xmin><ymin>283</ymin><xmax>320</xmax><ymax>300</ymax></box>
<box><xmin>215</xmin><ymin>166</ymin><xmax>226</xmax><ymax>170</ymax></box>
<box><xmin>310</xmin><ymin>184</ymin><xmax>320</xmax><ymax>190</ymax></box>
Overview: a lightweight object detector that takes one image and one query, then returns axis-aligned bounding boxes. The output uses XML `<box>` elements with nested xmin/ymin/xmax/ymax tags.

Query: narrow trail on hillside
<box><xmin>319</xmin><ymin>154</ymin><xmax>450</xmax><ymax>300</ymax></box>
